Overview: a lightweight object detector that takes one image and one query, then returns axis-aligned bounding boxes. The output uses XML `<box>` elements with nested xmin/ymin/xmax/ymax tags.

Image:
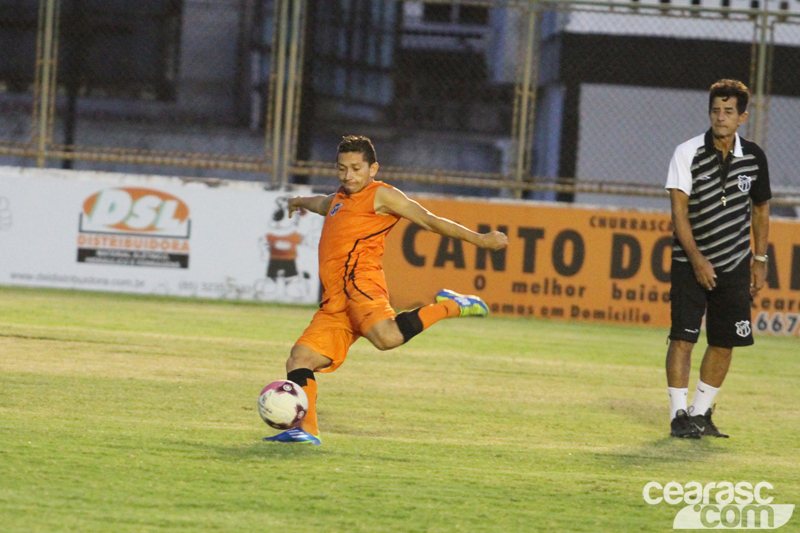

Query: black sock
<box><xmin>287</xmin><ymin>368</ymin><xmax>315</xmax><ymax>387</ymax></box>
<box><xmin>394</xmin><ymin>308</ymin><xmax>424</xmax><ymax>343</ymax></box>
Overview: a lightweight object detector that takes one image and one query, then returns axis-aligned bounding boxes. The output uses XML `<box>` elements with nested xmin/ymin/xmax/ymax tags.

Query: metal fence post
<box><xmin>270</xmin><ymin>0</ymin><xmax>290</xmax><ymax>187</ymax></box>
<box><xmin>514</xmin><ymin>2</ymin><xmax>539</xmax><ymax>198</ymax></box>
<box><xmin>280</xmin><ymin>0</ymin><xmax>305</xmax><ymax>189</ymax></box>
<box><xmin>35</xmin><ymin>0</ymin><xmax>58</xmax><ymax>167</ymax></box>
<box><xmin>751</xmin><ymin>7</ymin><xmax>770</xmax><ymax>146</ymax></box>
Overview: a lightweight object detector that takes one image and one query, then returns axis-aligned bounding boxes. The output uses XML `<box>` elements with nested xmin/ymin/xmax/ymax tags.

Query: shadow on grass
<box><xmin>595</xmin><ymin>436</ymin><xmax>733</xmax><ymax>469</ymax></box>
<box><xmin>173</xmin><ymin>438</ymin><xmax>333</xmax><ymax>461</ymax></box>
<box><xmin>596</xmin><ymin>396</ymin><xmax>736</xmax><ymax>468</ymax></box>
<box><xmin>602</xmin><ymin>396</ymin><xmax>665</xmax><ymax>428</ymax></box>
<box><xmin>176</xmin><ymin>436</ymin><xmax>416</xmax><ymax>465</ymax></box>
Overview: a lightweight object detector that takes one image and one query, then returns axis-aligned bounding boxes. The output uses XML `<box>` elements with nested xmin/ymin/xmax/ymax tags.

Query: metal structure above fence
<box><xmin>0</xmin><ymin>0</ymin><xmax>798</xmax><ymax>206</ymax></box>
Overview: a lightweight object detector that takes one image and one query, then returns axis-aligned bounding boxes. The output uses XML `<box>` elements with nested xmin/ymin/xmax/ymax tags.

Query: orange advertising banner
<box><xmin>382</xmin><ymin>196</ymin><xmax>800</xmax><ymax>336</ymax></box>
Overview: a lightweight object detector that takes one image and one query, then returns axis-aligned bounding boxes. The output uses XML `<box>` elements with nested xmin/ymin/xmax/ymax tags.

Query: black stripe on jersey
<box><xmin>672</xmin><ymin>131</ymin><xmax>768</xmax><ymax>272</ymax></box>
<box><xmin>342</xmin><ymin>220</ymin><xmax>399</xmax><ymax>301</ymax></box>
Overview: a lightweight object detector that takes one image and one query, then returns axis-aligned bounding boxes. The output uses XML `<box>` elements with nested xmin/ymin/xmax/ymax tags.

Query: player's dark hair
<box><xmin>708</xmin><ymin>79</ymin><xmax>750</xmax><ymax>115</ymax></box>
<box><xmin>337</xmin><ymin>135</ymin><xmax>377</xmax><ymax>165</ymax></box>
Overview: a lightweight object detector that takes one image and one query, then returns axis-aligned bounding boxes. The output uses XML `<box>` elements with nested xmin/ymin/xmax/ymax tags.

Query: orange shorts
<box><xmin>295</xmin><ymin>278</ymin><xmax>396</xmax><ymax>373</ymax></box>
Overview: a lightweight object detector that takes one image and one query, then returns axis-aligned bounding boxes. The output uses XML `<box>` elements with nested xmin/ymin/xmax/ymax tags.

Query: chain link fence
<box><xmin>765</xmin><ymin>15</ymin><xmax>800</xmax><ymax>196</ymax></box>
<box><xmin>547</xmin><ymin>0</ymin><xmax>800</xmax><ymax>209</ymax></box>
<box><xmin>0</xmin><ymin>0</ymin><xmax>38</xmax><ymax>152</ymax></box>
<box><xmin>289</xmin><ymin>0</ymin><xmax>535</xmax><ymax>198</ymax></box>
<box><xmin>0</xmin><ymin>0</ymin><xmax>272</xmax><ymax>179</ymax></box>
<box><xmin>0</xmin><ymin>0</ymin><xmax>798</xmax><ymax>206</ymax></box>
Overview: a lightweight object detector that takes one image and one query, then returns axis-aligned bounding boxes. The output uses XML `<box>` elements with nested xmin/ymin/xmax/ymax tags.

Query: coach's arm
<box><xmin>669</xmin><ymin>188</ymin><xmax>716</xmax><ymax>290</ymax></box>
<box><xmin>750</xmin><ymin>200</ymin><xmax>770</xmax><ymax>296</ymax></box>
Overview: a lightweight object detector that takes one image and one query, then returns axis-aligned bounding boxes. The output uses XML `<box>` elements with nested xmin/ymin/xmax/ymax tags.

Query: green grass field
<box><xmin>1</xmin><ymin>286</ymin><xmax>798</xmax><ymax>532</ymax></box>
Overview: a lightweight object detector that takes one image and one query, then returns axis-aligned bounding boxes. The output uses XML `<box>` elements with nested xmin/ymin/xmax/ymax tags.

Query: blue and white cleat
<box><xmin>436</xmin><ymin>289</ymin><xmax>489</xmax><ymax>317</ymax></box>
<box><xmin>263</xmin><ymin>427</ymin><xmax>321</xmax><ymax>445</ymax></box>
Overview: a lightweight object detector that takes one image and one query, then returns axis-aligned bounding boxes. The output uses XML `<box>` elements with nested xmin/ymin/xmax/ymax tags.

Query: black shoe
<box><xmin>691</xmin><ymin>407</ymin><xmax>729</xmax><ymax>438</ymax></box>
<box><xmin>671</xmin><ymin>409</ymin><xmax>702</xmax><ymax>439</ymax></box>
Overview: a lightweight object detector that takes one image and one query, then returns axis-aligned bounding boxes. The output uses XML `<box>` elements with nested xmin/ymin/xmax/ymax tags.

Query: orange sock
<box><xmin>287</xmin><ymin>368</ymin><xmax>319</xmax><ymax>436</ymax></box>
<box><xmin>299</xmin><ymin>379</ymin><xmax>318</xmax><ymax>436</ymax></box>
<box><xmin>418</xmin><ymin>299</ymin><xmax>460</xmax><ymax>328</ymax></box>
<box><xmin>395</xmin><ymin>300</ymin><xmax>460</xmax><ymax>344</ymax></box>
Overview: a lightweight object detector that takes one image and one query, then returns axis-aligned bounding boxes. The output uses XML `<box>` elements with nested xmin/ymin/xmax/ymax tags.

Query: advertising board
<box><xmin>0</xmin><ymin>167</ymin><xmax>322</xmax><ymax>303</ymax></box>
<box><xmin>383</xmin><ymin>196</ymin><xmax>800</xmax><ymax>336</ymax></box>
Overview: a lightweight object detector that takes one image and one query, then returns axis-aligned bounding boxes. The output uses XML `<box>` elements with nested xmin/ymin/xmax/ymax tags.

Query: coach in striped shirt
<box><xmin>663</xmin><ymin>79</ymin><xmax>771</xmax><ymax>440</ymax></box>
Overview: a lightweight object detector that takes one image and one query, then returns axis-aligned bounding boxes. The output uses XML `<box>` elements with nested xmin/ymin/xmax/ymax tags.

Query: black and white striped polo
<box><xmin>665</xmin><ymin>129</ymin><xmax>771</xmax><ymax>272</ymax></box>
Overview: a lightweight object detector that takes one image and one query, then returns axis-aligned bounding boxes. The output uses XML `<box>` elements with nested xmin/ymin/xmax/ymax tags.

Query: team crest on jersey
<box><xmin>330</xmin><ymin>203</ymin><xmax>343</xmax><ymax>216</ymax></box>
<box><xmin>737</xmin><ymin>174</ymin><xmax>752</xmax><ymax>193</ymax></box>
<box><xmin>735</xmin><ymin>320</ymin><xmax>751</xmax><ymax>337</ymax></box>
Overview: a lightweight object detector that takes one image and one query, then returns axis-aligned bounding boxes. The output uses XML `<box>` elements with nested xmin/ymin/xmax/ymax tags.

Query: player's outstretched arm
<box><xmin>288</xmin><ymin>194</ymin><xmax>335</xmax><ymax>217</ymax></box>
<box><xmin>375</xmin><ymin>186</ymin><xmax>507</xmax><ymax>250</ymax></box>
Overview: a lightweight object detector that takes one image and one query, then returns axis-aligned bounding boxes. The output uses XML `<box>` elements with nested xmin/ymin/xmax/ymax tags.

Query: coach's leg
<box><xmin>666</xmin><ymin>339</ymin><xmax>693</xmax><ymax>387</ymax></box>
<box><xmin>285</xmin><ymin>344</ymin><xmax>331</xmax><ymax>437</ymax></box>
<box><xmin>690</xmin><ymin>345</ymin><xmax>732</xmax><ymax>415</ymax></box>
<box><xmin>697</xmin><ymin>345</ymin><xmax>733</xmax><ymax>387</ymax></box>
<box><xmin>666</xmin><ymin>339</ymin><xmax>693</xmax><ymax>419</ymax></box>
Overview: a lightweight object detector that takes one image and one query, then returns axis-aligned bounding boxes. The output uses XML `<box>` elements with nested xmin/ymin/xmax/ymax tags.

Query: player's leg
<box><xmin>368</xmin><ymin>288</ymin><xmax>490</xmax><ymax>349</ymax></box>
<box><xmin>359</xmin><ymin>297</ymin><xmax>462</xmax><ymax>350</ymax></box>
<box><xmin>285</xmin><ymin>344</ymin><xmax>331</xmax><ymax>438</ymax></box>
<box><xmin>435</xmin><ymin>289</ymin><xmax>488</xmax><ymax>317</ymax></box>
<box><xmin>363</xmin><ymin>319</ymin><xmax>404</xmax><ymax>350</ymax></box>
<box><xmin>666</xmin><ymin>260</ymin><xmax>706</xmax><ymax>438</ymax></box>
<box><xmin>264</xmin><ymin>344</ymin><xmax>328</xmax><ymax>445</ymax></box>
<box><xmin>350</xmin><ymin>273</ymin><xmax>487</xmax><ymax>350</ymax></box>
<box><xmin>265</xmin><ymin>309</ymin><xmax>355</xmax><ymax>444</ymax></box>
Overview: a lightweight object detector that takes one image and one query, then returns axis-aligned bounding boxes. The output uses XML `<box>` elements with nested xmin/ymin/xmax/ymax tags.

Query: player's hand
<box><xmin>750</xmin><ymin>260</ymin><xmax>767</xmax><ymax>297</ymax></box>
<box><xmin>479</xmin><ymin>230</ymin><xmax>508</xmax><ymax>250</ymax></box>
<box><xmin>287</xmin><ymin>197</ymin><xmax>303</xmax><ymax>218</ymax></box>
<box><xmin>691</xmin><ymin>257</ymin><xmax>716</xmax><ymax>290</ymax></box>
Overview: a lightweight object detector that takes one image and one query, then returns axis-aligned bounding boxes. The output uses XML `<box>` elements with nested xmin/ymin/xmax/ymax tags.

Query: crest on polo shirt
<box><xmin>737</xmin><ymin>175</ymin><xmax>752</xmax><ymax>193</ymax></box>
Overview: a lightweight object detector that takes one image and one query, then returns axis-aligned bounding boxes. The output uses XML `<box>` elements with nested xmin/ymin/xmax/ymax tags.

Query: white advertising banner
<box><xmin>0</xmin><ymin>167</ymin><xmax>323</xmax><ymax>303</ymax></box>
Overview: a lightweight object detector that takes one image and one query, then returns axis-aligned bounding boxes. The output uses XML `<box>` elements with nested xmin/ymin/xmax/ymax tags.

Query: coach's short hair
<box><xmin>709</xmin><ymin>79</ymin><xmax>750</xmax><ymax>115</ymax></box>
<box><xmin>337</xmin><ymin>135</ymin><xmax>377</xmax><ymax>165</ymax></box>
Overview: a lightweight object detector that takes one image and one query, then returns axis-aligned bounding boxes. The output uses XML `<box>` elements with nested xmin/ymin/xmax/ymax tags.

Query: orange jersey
<box><xmin>317</xmin><ymin>181</ymin><xmax>400</xmax><ymax>311</ymax></box>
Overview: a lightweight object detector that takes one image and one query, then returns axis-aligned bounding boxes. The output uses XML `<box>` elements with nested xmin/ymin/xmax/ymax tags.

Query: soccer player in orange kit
<box><xmin>264</xmin><ymin>135</ymin><xmax>508</xmax><ymax>444</ymax></box>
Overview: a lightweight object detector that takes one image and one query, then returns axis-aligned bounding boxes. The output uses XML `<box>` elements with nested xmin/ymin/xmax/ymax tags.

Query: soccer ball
<box><xmin>257</xmin><ymin>380</ymin><xmax>308</xmax><ymax>430</ymax></box>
